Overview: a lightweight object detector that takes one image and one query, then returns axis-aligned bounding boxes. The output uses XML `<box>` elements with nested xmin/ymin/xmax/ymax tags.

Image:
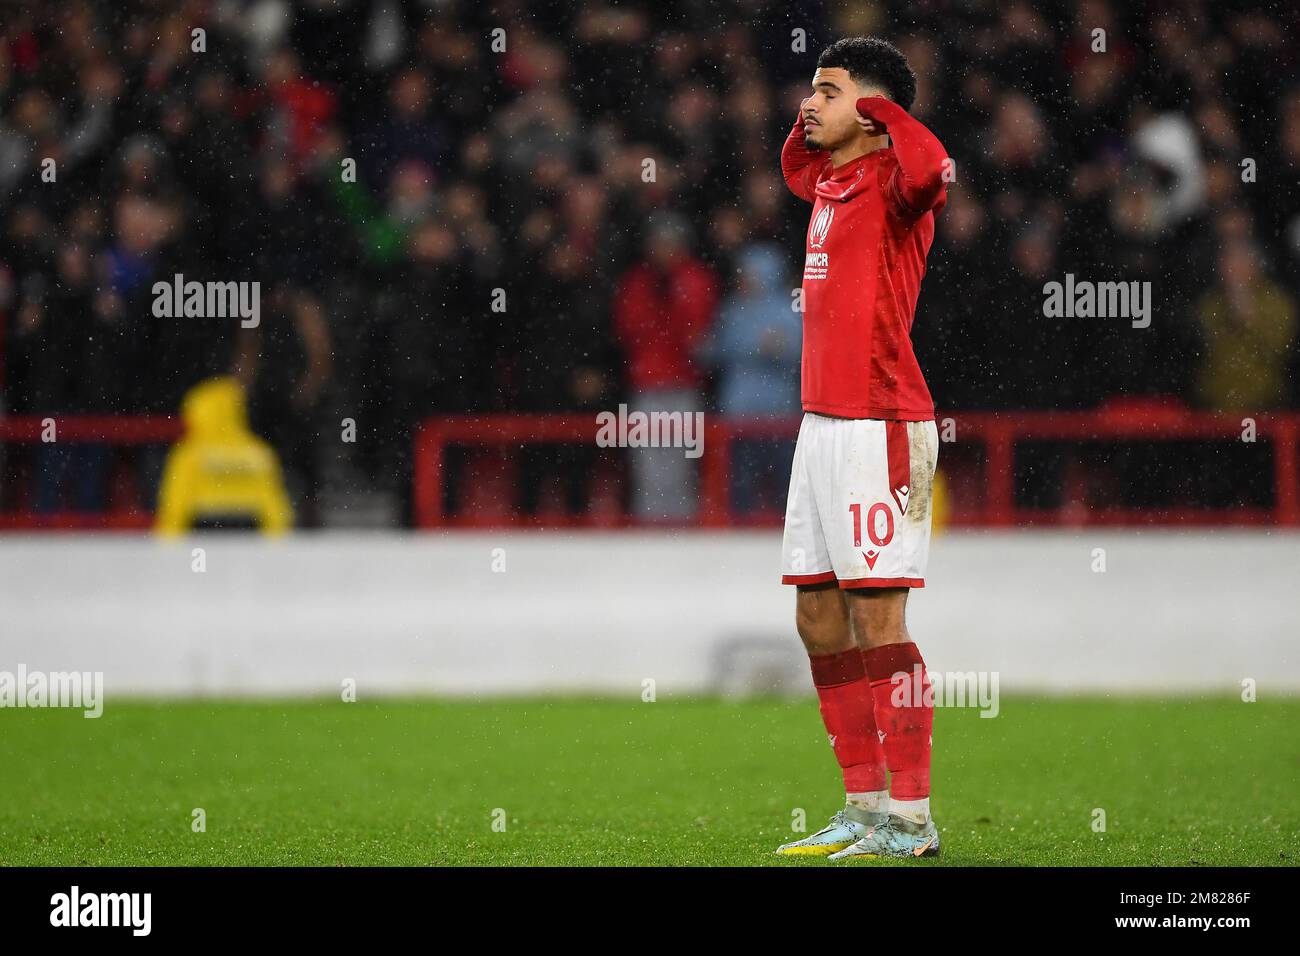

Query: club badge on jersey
<box><xmin>805</xmin><ymin>204</ymin><xmax>834</xmax><ymax>281</ymax></box>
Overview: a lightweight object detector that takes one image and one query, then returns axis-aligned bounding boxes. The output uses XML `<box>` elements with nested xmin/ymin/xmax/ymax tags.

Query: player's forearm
<box><xmin>780</xmin><ymin>112</ymin><xmax>823</xmax><ymax>201</ymax></box>
<box><xmin>856</xmin><ymin>97</ymin><xmax>948</xmax><ymax>212</ymax></box>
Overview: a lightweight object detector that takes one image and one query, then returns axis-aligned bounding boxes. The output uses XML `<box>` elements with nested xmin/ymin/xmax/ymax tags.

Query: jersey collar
<box><xmin>815</xmin><ymin>147</ymin><xmax>891</xmax><ymax>202</ymax></box>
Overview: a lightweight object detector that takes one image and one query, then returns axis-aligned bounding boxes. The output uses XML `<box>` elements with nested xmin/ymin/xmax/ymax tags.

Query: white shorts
<box><xmin>780</xmin><ymin>414</ymin><xmax>939</xmax><ymax>589</ymax></box>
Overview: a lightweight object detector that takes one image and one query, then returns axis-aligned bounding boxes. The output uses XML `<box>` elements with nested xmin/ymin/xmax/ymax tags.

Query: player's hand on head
<box><xmin>856</xmin><ymin>96</ymin><xmax>889</xmax><ymax>136</ymax></box>
<box><xmin>856</xmin><ymin>115</ymin><xmax>884</xmax><ymax>136</ymax></box>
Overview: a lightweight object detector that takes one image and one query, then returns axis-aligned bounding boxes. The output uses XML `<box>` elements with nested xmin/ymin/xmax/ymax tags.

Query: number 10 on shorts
<box><xmin>849</xmin><ymin>502</ymin><xmax>895</xmax><ymax>549</ymax></box>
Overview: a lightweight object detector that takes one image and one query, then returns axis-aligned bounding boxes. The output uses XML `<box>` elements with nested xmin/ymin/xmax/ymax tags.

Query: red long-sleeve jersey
<box><xmin>781</xmin><ymin>96</ymin><xmax>948</xmax><ymax>419</ymax></box>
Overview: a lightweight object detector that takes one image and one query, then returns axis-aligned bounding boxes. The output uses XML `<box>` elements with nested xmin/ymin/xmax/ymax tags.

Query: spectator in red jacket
<box><xmin>612</xmin><ymin>212</ymin><xmax>718</xmax><ymax>520</ymax></box>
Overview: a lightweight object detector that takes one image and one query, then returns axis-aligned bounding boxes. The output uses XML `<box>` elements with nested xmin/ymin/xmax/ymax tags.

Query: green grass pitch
<box><xmin>1</xmin><ymin>696</ymin><xmax>1295</xmax><ymax>866</ymax></box>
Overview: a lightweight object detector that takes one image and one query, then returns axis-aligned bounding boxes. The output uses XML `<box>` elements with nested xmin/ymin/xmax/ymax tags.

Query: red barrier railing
<box><xmin>0</xmin><ymin>415</ymin><xmax>182</xmax><ymax>530</ymax></box>
<box><xmin>412</xmin><ymin>408</ymin><xmax>1300</xmax><ymax>529</ymax></box>
<box><xmin>3</xmin><ymin>408</ymin><xmax>1297</xmax><ymax>530</ymax></box>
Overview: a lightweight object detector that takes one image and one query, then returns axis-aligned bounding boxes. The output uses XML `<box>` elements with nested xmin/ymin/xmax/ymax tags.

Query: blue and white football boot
<box><xmin>827</xmin><ymin>814</ymin><xmax>941</xmax><ymax>859</ymax></box>
<box><xmin>774</xmin><ymin>807</ymin><xmax>887</xmax><ymax>857</ymax></box>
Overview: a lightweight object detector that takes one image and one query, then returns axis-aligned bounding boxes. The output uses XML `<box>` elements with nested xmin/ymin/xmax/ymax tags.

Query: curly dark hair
<box><xmin>816</xmin><ymin>37</ymin><xmax>917</xmax><ymax>112</ymax></box>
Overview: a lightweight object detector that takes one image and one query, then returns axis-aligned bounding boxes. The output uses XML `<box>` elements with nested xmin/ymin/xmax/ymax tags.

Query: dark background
<box><xmin>1</xmin><ymin>0</ymin><xmax>1296</xmax><ymax>523</ymax></box>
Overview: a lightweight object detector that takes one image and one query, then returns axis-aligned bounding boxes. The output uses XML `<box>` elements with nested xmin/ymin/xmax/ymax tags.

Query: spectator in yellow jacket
<box><xmin>155</xmin><ymin>377</ymin><xmax>292</xmax><ymax>535</ymax></box>
<box><xmin>1194</xmin><ymin>242</ymin><xmax>1297</xmax><ymax>412</ymax></box>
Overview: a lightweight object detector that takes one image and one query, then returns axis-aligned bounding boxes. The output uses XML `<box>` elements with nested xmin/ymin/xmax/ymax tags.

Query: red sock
<box><xmin>863</xmin><ymin>642</ymin><xmax>933</xmax><ymax>800</ymax></box>
<box><xmin>809</xmin><ymin>648</ymin><xmax>886</xmax><ymax>793</ymax></box>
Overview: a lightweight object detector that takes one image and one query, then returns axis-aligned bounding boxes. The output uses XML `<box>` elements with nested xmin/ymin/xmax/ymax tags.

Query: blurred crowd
<box><xmin>0</xmin><ymin>0</ymin><xmax>1297</xmax><ymax>523</ymax></box>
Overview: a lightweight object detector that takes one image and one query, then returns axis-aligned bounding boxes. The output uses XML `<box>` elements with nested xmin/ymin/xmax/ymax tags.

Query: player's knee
<box><xmin>795</xmin><ymin>586</ymin><xmax>852</xmax><ymax>653</ymax></box>
<box><xmin>794</xmin><ymin>602</ymin><xmax>820</xmax><ymax>644</ymax></box>
<box><xmin>846</xmin><ymin>588</ymin><xmax>909</xmax><ymax>647</ymax></box>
